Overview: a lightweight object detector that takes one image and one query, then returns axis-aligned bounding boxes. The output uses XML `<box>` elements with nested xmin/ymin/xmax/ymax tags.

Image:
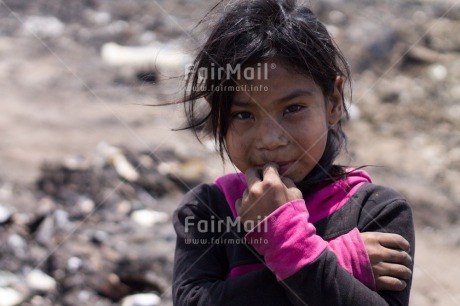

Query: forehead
<box><xmin>232</xmin><ymin>63</ymin><xmax>321</xmax><ymax>104</ymax></box>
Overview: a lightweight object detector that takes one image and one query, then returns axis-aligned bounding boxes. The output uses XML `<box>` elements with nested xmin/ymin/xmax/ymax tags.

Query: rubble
<box><xmin>0</xmin><ymin>145</ymin><xmax>200</xmax><ymax>305</ymax></box>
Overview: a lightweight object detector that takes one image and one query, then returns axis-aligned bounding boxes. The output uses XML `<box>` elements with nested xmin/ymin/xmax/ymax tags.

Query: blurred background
<box><xmin>0</xmin><ymin>0</ymin><xmax>459</xmax><ymax>305</ymax></box>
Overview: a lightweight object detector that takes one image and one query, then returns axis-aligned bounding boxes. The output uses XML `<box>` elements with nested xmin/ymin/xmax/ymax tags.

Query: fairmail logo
<box><xmin>184</xmin><ymin>215</ymin><xmax>269</xmax><ymax>234</ymax></box>
<box><xmin>185</xmin><ymin>62</ymin><xmax>276</xmax><ymax>81</ymax></box>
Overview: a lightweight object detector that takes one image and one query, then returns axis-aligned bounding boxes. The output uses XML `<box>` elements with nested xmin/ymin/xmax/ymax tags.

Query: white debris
<box><xmin>25</xmin><ymin>269</ymin><xmax>56</xmax><ymax>292</ymax></box>
<box><xmin>0</xmin><ymin>287</ymin><xmax>25</xmax><ymax>306</ymax></box>
<box><xmin>131</xmin><ymin>209</ymin><xmax>169</xmax><ymax>227</ymax></box>
<box><xmin>121</xmin><ymin>293</ymin><xmax>161</xmax><ymax>306</ymax></box>
<box><xmin>21</xmin><ymin>16</ymin><xmax>65</xmax><ymax>38</ymax></box>
<box><xmin>0</xmin><ymin>205</ymin><xmax>12</xmax><ymax>224</ymax></box>
<box><xmin>428</xmin><ymin>64</ymin><xmax>448</xmax><ymax>81</ymax></box>
<box><xmin>53</xmin><ymin>209</ymin><xmax>69</xmax><ymax>229</ymax></box>
<box><xmin>97</xmin><ymin>142</ymin><xmax>140</xmax><ymax>182</ymax></box>
<box><xmin>77</xmin><ymin>197</ymin><xmax>95</xmax><ymax>214</ymax></box>
<box><xmin>67</xmin><ymin>257</ymin><xmax>83</xmax><ymax>273</ymax></box>
<box><xmin>347</xmin><ymin>104</ymin><xmax>361</xmax><ymax>121</ymax></box>
<box><xmin>7</xmin><ymin>234</ymin><xmax>27</xmax><ymax>258</ymax></box>
<box><xmin>101</xmin><ymin>42</ymin><xmax>191</xmax><ymax>73</ymax></box>
<box><xmin>158</xmin><ymin>159</ymin><xmax>206</xmax><ymax>183</ymax></box>
<box><xmin>0</xmin><ymin>271</ymin><xmax>19</xmax><ymax>287</ymax></box>
<box><xmin>85</xmin><ymin>10</ymin><xmax>111</xmax><ymax>25</ymax></box>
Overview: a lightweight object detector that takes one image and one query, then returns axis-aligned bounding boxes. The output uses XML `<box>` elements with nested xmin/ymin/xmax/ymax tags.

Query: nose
<box><xmin>255</xmin><ymin>118</ymin><xmax>288</xmax><ymax>151</ymax></box>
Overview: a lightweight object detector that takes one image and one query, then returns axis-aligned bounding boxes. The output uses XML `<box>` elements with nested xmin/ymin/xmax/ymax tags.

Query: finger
<box><xmin>378</xmin><ymin>233</ymin><xmax>410</xmax><ymax>252</ymax></box>
<box><xmin>280</xmin><ymin>176</ymin><xmax>296</xmax><ymax>188</ymax></box>
<box><xmin>242</xmin><ymin>188</ymin><xmax>249</xmax><ymax>199</ymax></box>
<box><xmin>235</xmin><ymin>198</ymin><xmax>242</xmax><ymax>215</ymax></box>
<box><xmin>262</xmin><ymin>162</ymin><xmax>281</xmax><ymax>182</ymax></box>
<box><xmin>379</xmin><ymin>248</ymin><xmax>412</xmax><ymax>267</ymax></box>
<box><xmin>375</xmin><ymin>276</ymin><xmax>407</xmax><ymax>292</ymax></box>
<box><xmin>375</xmin><ymin>262</ymin><xmax>412</xmax><ymax>280</ymax></box>
<box><xmin>244</xmin><ymin>168</ymin><xmax>262</xmax><ymax>189</ymax></box>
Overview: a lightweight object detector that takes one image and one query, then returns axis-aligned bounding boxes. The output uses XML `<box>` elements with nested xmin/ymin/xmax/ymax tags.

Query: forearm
<box><xmin>245</xmin><ymin>200</ymin><xmax>407</xmax><ymax>306</ymax></box>
<box><xmin>173</xmin><ymin>194</ymin><xmax>289</xmax><ymax>306</ymax></box>
<box><xmin>281</xmin><ymin>250</ymin><xmax>389</xmax><ymax>306</ymax></box>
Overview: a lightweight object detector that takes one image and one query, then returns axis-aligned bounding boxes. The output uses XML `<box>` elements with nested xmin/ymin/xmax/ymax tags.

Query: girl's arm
<box><xmin>243</xmin><ymin>188</ymin><xmax>414</xmax><ymax>306</ymax></box>
<box><xmin>215</xmin><ymin>171</ymin><xmax>411</xmax><ymax>292</ymax></box>
<box><xmin>173</xmin><ymin>184</ymin><xmax>290</xmax><ymax>306</ymax></box>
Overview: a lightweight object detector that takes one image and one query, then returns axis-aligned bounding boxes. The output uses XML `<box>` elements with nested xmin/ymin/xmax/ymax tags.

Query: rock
<box><xmin>158</xmin><ymin>159</ymin><xmax>206</xmax><ymax>186</ymax></box>
<box><xmin>63</xmin><ymin>155</ymin><xmax>90</xmax><ymax>171</ymax></box>
<box><xmin>21</xmin><ymin>16</ymin><xmax>65</xmax><ymax>38</ymax></box>
<box><xmin>0</xmin><ymin>205</ymin><xmax>12</xmax><ymax>224</ymax></box>
<box><xmin>100</xmin><ymin>42</ymin><xmax>191</xmax><ymax>73</ymax></box>
<box><xmin>84</xmin><ymin>10</ymin><xmax>111</xmax><ymax>26</ymax></box>
<box><xmin>347</xmin><ymin>104</ymin><xmax>360</xmax><ymax>121</ymax></box>
<box><xmin>25</xmin><ymin>269</ymin><xmax>57</xmax><ymax>292</ymax></box>
<box><xmin>131</xmin><ymin>210</ymin><xmax>169</xmax><ymax>227</ymax></box>
<box><xmin>91</xmin><ymin>230</ymin><xmax>109</xmax><ymax>245</ymax></box>
<box><xmin>405</xmin><ymin>45</ymin><xmax>450</xmax><ymax>64</ymax></box>
<box><xmin>112</xmin><ymin>153</ymin><xmax>140</xmax><ymax>182</ymax></box>
<box><xmin>76</xmin><ymin>196</ymin><xmax>95</xmax><ymax>214</ymax></box>
<box><xmin>67</xmin><ymin>257</ymin><xmax>83</xmax><ymax>273</ymax></box>
<box><xmin>29</xmin><ymin>295</ymin><xmax>53</xmax><ymax>306</ymax></box>
<box><xmin>92</xmin><ymin>273</ymin><xmax>130</xmax><ymax>301</ymax></box>
<box><xmin>53</xmin><ymin>209</ymin><xmax>69</xmax><ymax>229</ymax></box>
<box><xmin>34</xmin><ymin>215</ymin><xmax>55</xmax><ymax>246</ymax></box>
<box><xmin>428</xmin><ymin>64</ymin><xmax>448</xmax><ymax>81</ymax></box>
<box><xmin>97</xmin><ymin>143</ymin><xmax>140</xmax><ymax>182</ymax></box>
<box><xmin>0</xmin><ymin>287</ymin><xmax>25</xmax><ymax>306</ymax></box>
<box><xmin>121</xmin><ymin>293</ymin><xmax>161</xmax><ymax>306</ymax></box>
<box><xmin>7</xmin><ymin>234</ymin><xmax>27</xmax><ymax>258</ymax></box>
<box><xmin>0</xmin><ymin>271</ymin><xmax>19</xmax><ymax>287</ymax></box>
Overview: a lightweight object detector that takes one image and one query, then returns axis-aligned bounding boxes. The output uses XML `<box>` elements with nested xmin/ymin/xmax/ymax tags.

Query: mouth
<box><xmin>255</xmin><ymin>160</ymin><xmax>296</xmax><ymax>175</ymax></box>
<box><xmin>277</xmin><ymin>161</ymin><xmax>296</xmax><ymax>175</ymax></box>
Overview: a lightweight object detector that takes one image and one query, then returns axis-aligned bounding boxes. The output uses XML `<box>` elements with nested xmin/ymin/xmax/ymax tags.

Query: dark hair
<box><xmin>182</xmin><ymin>0</ymin><xmax>351</xmax><ymax>182</ymax></box>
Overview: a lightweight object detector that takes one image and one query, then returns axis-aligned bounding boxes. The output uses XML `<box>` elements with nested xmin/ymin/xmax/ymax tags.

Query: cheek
<box><xmin>296</xmin><ymin>125</ymin><xmax>328</xmax><ymax>158</ymax></box>
<box><xmin>225</xmin><ymin>130</ymin><xmax>248</xmax><ymax>164</ymax></box>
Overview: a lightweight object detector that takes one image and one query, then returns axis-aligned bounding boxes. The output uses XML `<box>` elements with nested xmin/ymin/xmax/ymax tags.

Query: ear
<box><xmin>327</xmin><ymin>76</ymin><xmax>344</xmax><ymax>126</ymax></box>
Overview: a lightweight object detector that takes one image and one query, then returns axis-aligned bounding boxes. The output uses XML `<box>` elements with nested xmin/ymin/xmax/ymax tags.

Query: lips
<box><xmin>277</xmin><ymin>161</ymin><xmax>296</xmax><ymax>175</ymax></box>
<box><xmin>254</xmin><ymin>160</ymin><xmax>296</xmax><ymax>175</ymax></box>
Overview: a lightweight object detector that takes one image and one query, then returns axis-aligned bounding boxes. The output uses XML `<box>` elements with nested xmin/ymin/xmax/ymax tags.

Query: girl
<box><xmin>173</xmin><ymin>0</ymin><xmax>414</xmax><ymax>305</ymax></box>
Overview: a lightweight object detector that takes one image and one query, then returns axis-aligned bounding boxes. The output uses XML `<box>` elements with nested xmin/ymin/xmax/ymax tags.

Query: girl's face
<box><xmin>225</xmin><ymin>64</ymin><xmax>343</xmax><ymax>182</ymax></box>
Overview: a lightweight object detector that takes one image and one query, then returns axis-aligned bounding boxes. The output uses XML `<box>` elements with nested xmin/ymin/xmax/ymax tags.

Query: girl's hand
<box><xmin>361</xmin><ymin>232</ymin><xmax>412</xmax><ymax>291</ymax></box>
<box><xmin>235</xmin><ymin>163</ymin><xmax>302</xmax><ymax>230</ymax></box>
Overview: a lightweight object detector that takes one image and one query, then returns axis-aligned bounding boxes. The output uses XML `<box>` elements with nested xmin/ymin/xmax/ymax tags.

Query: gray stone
<box><xmin>0</xmin><ymin>205</ymin><xmax>12</xmax><ymax>224</ymax></box>
<box><xmin>121</xmin><ymin>293</ymin><xmax>161</xmax><ymax>306</ymax></box>
<box><xmin>25</xmin><ymin>269</ymin><xmax>57</xmax><ymax>292</ymax></box>
<box><xmin>0</xmin><ymin>287</ymin><xmax>25</xmax><ymax>306</ymax></box>
<box><xmin>131</xmin><ymin>210</ymin><xmax>169</xmax><ymax>228</ymax></box>
<box><xmin>67</xmin><ymin>257</ymin><xmax>83</xmax><ymax>273</ymax></box>
<box><xmin>0</xmin><ymin>271</ymin><xmax>19</xmax><ymax>287</ymax></box>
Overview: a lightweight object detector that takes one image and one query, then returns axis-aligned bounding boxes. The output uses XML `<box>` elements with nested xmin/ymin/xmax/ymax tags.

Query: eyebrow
<box><xmin>232</xmin><ymin>89</ymin><xmax>315</xmax><ymax>107</ymax></box>
<box><xmin>278</xmin><ymin>89</ymin><xmax>315</xmax><ymax>103</ymax></box>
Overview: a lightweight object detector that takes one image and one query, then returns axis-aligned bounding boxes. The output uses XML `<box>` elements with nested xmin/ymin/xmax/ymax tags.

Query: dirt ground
<box><xmin>1</xmin><ymin>0</ymin><xmax>460</xmax><ymax>305</ymax></box>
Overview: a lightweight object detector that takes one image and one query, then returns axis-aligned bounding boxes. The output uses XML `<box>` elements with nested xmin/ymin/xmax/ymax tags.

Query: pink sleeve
<box><xmin>245</xmin><ymin>199</ymin><xmax>375</xmax><ymax>289</ymax></box>
<box><xmin>245</xmin><ymin>199</ymin><xmax>327</xmax><ymax>281</ymax></box>
<box><xmin>328</xmin><ymin>228</ymin><xmax>375</xmax><ymax>290</ymax></box>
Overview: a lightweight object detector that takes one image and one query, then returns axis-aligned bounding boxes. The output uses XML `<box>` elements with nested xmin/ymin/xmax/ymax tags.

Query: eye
<box><xmin>284</xmin><ymin>104</ymin><xmax>304</xmax><ymax>115</ymax></box>
<box><xmin>233</xmin><ymin>111</ymin><xmax>254</xmax><ymax>120</ymax></box>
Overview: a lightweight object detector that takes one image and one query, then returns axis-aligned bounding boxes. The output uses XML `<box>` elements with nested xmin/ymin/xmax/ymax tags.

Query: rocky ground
<box><xmin>0</xmin><ymin>0</ymin><xmax>459</xmax><ymax>305</ymax></box>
